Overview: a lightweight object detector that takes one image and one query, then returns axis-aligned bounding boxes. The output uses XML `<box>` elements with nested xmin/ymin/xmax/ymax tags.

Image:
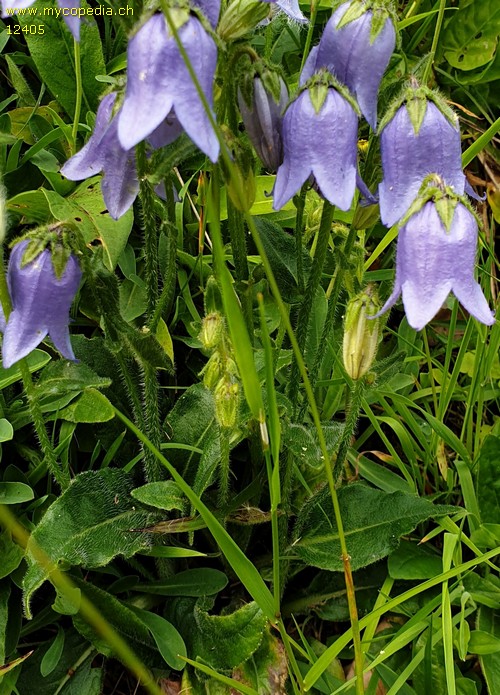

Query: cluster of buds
<box><xmin>199</xmin><ymin>312</ymin><xmax>240</xmax><ymax>430</ymax></box>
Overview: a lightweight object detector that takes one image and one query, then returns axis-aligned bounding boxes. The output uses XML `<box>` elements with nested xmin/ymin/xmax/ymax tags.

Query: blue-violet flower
<box><xmin>301</xmin><ymin>0</ymin><xmax>396</xmax><ymax>128</ymax></box>
<box><xmin>116</xmin><ymin>13</ymin><xmax>219</xmax><ymax>162</ymax></box>
<box><xmin>1</xmin><ymin>241</ymin><xmax>82</xmax><ymax>368</ymax></box>
<box><xmin>273</xmin><ymin>86</ymin><xmax>358</xmax><ymax>211</ymax></box>
<box><xmin>376</xmin><ymin>199</ymin><xmax>495</xmax><ymax>330</ymax></box>
<box><xmin>379</xmin><ymin>95</ymin><xmax>465</xmax><ymax>227</ymax></box>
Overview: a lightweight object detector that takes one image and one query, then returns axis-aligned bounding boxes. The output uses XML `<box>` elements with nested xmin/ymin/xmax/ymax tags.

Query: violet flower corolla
<box><xmin>0</xmin><ymin>240</ymin><xmax>82</xmax><ymax>369</ymax></box>
<box><xmin>238</xmin><ymin>76</ymin><xmax>288</xmax><ymax>171</ymax></box>
<box><xmin>301</xmin><ymin>0</ymin><xmax>396</xmax><ymax>128</ymax></box>
<box><xmin>116</xmin><ymin>12</ymin><xmax>219</xmax><ymax>162</ymax></box>
<box><xmin>378</xmin><ymin>89</ymin><xmax>466</xmax><ymax>227</ymax></box>
<box><xmin>2</xmin><ymin>0</ymin><xmax>81</xmax><ymax>39</ymax></box>
<box><xmin>273</xmin><ymin>82</ymin><xmax>358</xmax><ymax>211</ymax></box>
<box><xmin>375</xmin><ymin>187</ymin><xmax>495</xmax><ymax>331</ymax></box>
<box><xmin>61</xmin><ymin>93</ymin><xmax>182</xmax><ymax>219</ymax></box>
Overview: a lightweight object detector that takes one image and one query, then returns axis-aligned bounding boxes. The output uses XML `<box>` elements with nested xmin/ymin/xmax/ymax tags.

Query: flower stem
<box><xmin>149</xmin><ymin>183</ymin><xmax>178</xmax><ymax>333</ymax></box>
<box><xmin>288</xmin><ymin>200</ymin><xmax>335</xmax><ymax>413</ymax></box>
<box><xmin>71</xmin><ymin>38</ymin><xmax>83</xmax><ymax>156</ymax></box>
<box><xmin>422</xmin><ymin>0</ymin><xmax>447</xmax><ymax>84</ymax></box>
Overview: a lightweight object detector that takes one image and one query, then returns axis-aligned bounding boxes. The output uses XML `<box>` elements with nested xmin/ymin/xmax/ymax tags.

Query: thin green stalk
<box><xmin>305</xmin><ymin>225</ymin><xmax>357</xmax><ymax>411</ymax></box>
<box><xmin>288</xmin><ymin>201</ymin><xmax>335</xmax><ymax>412</ymax></box>
<box><xmin>299</xmin><ymin>0</ymin><xmax>319</xmax><ymax>75</ymax></box>
<box><xmin>149</xmin><ymin>188</ymin><xmax>179</xmax><ymax>333</ymax></box>
<box><xmin>71</xmin><ymin>39</ymin><xmax>83</xmax><ymax>155</ymax></box>
<box><xmin>462</xmin><ymin>114</ymin><xmax>500</xmax><ymax>168</ymax></box>
<box><xmin>138</xmin><ymin>146</ymin><xmax>159</xmax><ymax>319</ymax></box>
<box><xmin>334</xmin><ymin>380</ymin><xmax>364</xmax><ymax>481</ymax></box>
<box><xmin>422</xmin><ymin>0</ymin><xmax>447</xmax><ymax>84</ymax></box>
<box><xmin>294</xmin><ymin>186</ymin><xmax>307</xmax><ymax>295</ymax></box>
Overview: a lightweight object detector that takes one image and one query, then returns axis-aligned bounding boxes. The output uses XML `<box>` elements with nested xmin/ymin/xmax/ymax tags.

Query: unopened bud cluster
<box><xmin>343</xmin><ymin>287</ymin><xmax>381</xmax><ymax>380</ymax></box>
<box><xmin>199</xmin><ymin>312</ymin><xmax>240</xmax><ymax>430</ymax></box>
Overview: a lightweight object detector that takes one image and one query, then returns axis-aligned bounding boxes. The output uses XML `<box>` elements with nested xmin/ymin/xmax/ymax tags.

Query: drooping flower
<box><xmin>238</xmin><ymin>76</ymin><xmax>288</xmax><ymax>171</ymax></box>
<box><xmin>61</xmin><ymin>93</ymin><xmax>182</xmax><ymax>219</ymax></box>
<box><xmin>1</xmin><ymin>241</ymin><xmax>82</xmax><ymax>368</ymax></box>
<box><xmin>273</xmin><ymin>84</ymin><xmax>358</xmax><ymax>211</ymax></box>
<box><xmin>116</xmin><ymin>13</ymin><xmax>219</xmax><ymax>162</ymax></box>
<box><xmin>376</xmin><ymin>197</ymin><xmax>495</xmax><ymax>330</ymax></box>
<box><xmin>2</xmin><ymin>0</ymin><xmax>81</xmax><ymax>40</ymax></box>
<box><xmin>301</xmin><ymin>0</ymin><xmax>396</xmax><ymax>128</ymax></box>
<box><xmin>379</xmin><ymin>91</ymin><xmax>465</xmax><ymax>227</ymax></box>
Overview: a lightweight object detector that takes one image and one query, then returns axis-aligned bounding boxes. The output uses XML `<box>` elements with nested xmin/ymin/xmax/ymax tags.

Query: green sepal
<box><xmin>20</xmin><ymin>237</ymin><xmax>47</xmax><ymax>268</ymax></box>
<box><xmin>379</xmin><ymin>82</ymin><xmax>459</xmax><ymax>135</ymax></box>
<box><xmin>405</xmin><ymin>93</ymin><xmax>429</xmax><ymax>136</ymax></box>
<box><xmin>336</xmin><ymin>0</ymin><xmax>368</xmax><ymax>30</ymax></box>
<box><xmin>308</xmin><ymin>83</ymin><xmax>331</xmax><ymax>114</ymax></box>
<box><xmin>50</xmin><ymin>242</ymin><xmax>72</xmax><ymax>280</ymax></box>
<box><xmin>369</xmin><ymin>7</ymin><xmax>392</xmax><ymax>43</ymax></box>
<box><xmin>204</xmin><ymin>276</ymin><xmax>224</xmax><ymax>315</ymax></box>
<box><xmin>435</xmin><ymin>195</ymin><xmax>459</xmax><ymax>233</ymax></box>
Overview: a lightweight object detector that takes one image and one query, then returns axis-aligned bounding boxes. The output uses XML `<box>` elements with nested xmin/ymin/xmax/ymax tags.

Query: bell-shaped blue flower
<box><xmin>262</xmin><ymin>0</ymin><xmax>307</xmax><ymax>23</ymax></box>
<box><xmin>117</xmin><ymin>13</ymin><xmax>219</xmax><ymax>162</ymax></box>
<box><xmin>238</xmin><ymin>76</ymin><xmax>288</xmax><ymax>172</ymax></box>
<box><xmin>379</xmin><ymin>94</ymin><xmax>465</xmax><ymax>227</ymax></box>
<box><xmin>376</xmin><ymin>197</ymin><xmax>495</xmax><ymax>330</ymax></box>
<box><xmin>273</xmin><ymin>85</ymin><xmax>358</xmax><ymax>211</ymax></box>
<box><xmin>61</xmin><ymin>93</ymin><xmax>182</xmax><ymax>219</ymax></box>
<box><xmin>1</xmin><ymin>241</ymin><xmax>82</xmax><ymax>368</ymax></box>
<box><xmin>301</xmin><ymin>1</ymin><xmax>396</xmax><ymax>128</ymax></box>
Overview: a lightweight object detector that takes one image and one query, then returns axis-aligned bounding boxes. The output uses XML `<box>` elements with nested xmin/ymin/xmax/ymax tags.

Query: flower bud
<box><xmin>199</xmin><ymin>312</ymin><xmax>224</xmax><ymax>350</ymax></box>
<box><xmin>343</xmin><ymin>287</ymin><xmax>381</xmax><ymax>380</ymax></box>
<box><xmin>218</xmin><ymin>0</ymin><xmax>270</xmax><ymax>41</ymax></box>
<box><xmin>202</xmin><ymin>351</ymin><xmax>224</xmax><ymax>390</ymax></box>
<box><xmin>214</xmin><ymin>376</ymin><xmax>239</xmax><ymax>429</ymax></box>
<box><xmin>238</xmin><ymin>75</ymin><xmax>288</xmax><ymax>172</ymax></box>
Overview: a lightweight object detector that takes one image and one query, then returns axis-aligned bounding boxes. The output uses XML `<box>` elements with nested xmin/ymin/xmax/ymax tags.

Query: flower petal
<box><xmin>101</xmin><ymin>120</ymin><xmax>139</xmax><ymax>219</ymax></box>
<box><xmin>117</xmin><ymin>15</ymin><xmax>176</xmax><ymax>150</ymax></box>
<box><xmin>59</xmin><ymin>0</ymin><xmax>81</xmax><ymax>40</ymax></box>
<box><xmin>191</xmin><ymin>0</ymin><xmax>221</xmax><ymax>28</ymax></box>
<box><xmin>61</xmin><ymin>93</ymin><xmax>117</xmax><ymax>181</ymax></box>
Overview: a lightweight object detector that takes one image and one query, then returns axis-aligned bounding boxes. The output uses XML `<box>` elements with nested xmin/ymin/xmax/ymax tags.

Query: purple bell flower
<box><xmin>379</xmin><ymin>98</ymin><xmax>465</xmax><ymax>227</ymax></box>
<box><xmin>238</xmin><ymin>76</ymin><xmax>288</xmax><ymax>172</ymax></box>
<box><xmin>62</xmin><ymin>93</ymin><xmax>182</xmax><ymax>219</ymax></box>
<box><xmin>301</xmin><ymin>1</ymin><xmax>395</xmax><ymax>129</ymax></box>
<box><xmin>1</xmin><ymin>241</ymin><xmax>82</xmax><ymax>368</ymax></box>
<box><xmin>375</xmin><ymin>200</ymin><xmax>495</xmax><ymax>330</ymax></box>
<box><xmin>273</xmin><ymin>86</ymin><xmax>358</xmax><ymax>211</ymax></box>
<box><xmin>2</xmin><ymin>0</ymin><xmax>81</xmax><ymax>39</ymax></box>
<box><xmin>191</xmin><ymin>0</ymin><xmax>221</xmax><ymax>27</ymax></box>
<box><xmin>117</xmin><ymin>14</ymin><xmax>219</xmax><ymax>162</ymax></box>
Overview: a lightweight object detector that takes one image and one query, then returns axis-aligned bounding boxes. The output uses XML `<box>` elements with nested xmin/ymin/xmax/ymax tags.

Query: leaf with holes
<box><xmin>440</xmin><ymin>0</ymin><xmax>500</xmax><ymax>71</ymax></box>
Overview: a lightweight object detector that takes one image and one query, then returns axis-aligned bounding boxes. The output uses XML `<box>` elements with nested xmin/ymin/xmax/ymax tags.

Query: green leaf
<box><xmin>36</xmin><ymin>361</ymin><xmax>112</xmax><ymax>399</ymax></box>
<box><xmin>167</xmin><ymin>598</ymin><xmax>266</xmax><ymax>671</ymax></box>
<box><xmin>71</xmin><ymin>580</ymin><xmax>161</xmax><ymax>668</ymax></box>
<box><xmin>40</xmin><ymin>626</ymin><xmax>65</xmax><ymax>677</ymax></box>
<box><xmin>440</xmin><ymin>1</ymin><xmax>500</xmax><ymax>71</ymax></box>
<box><xmin>5</xmin><ymin>55</ymin><xmax>35</xmax><ymax>107</ymax></box>
<box><xmin>293</xmin><ymin>483</ymin><xmax>457</xmax><ymax>571</ymax></box>
<box><xmin>0</xmin><ymin>529</ymin><xmax>24</xmax><ymax>579</ymax></box>
<box><xmin>478</xmin><ymin>607</ymin><xmax>500</xmax><ymax>694</ymax></box>
<box><xmin>0</xmin><ymin>349</ymin><xmax>51</xmax><ymax>388</ymax></box>
<box><xmin>233</xmin><ymin>629</ymin><xmax>288</xmax><ymax>693</ymax></box>
<box><xmin>131</xmin><ymin>480</ymin><xmax>186</xmax><ymax>511</ymax></box>
<box><xmin>478</xmin><ymin>436</ymin><xmax>500</xmax><ymax>524</ymax></box>
<box><xmin>138</xmin><ymin>569</ymin><xmax>228</xmax><ymax>597</ymax></box>
<box><xmin>0</xmin><ymin>482</ymin><xmax>34</xmax><ymax>504</ymax></box>
<box><xmin>462</xmin><ymin>572</ymin><xmax>500</xmax><ymax>609</ymax></box>
<box><xmin>22</xmin><ymin>469</ymin><xmax>161</xmax><ymax>618</ymax></box>
<box><xmin>43</xmin><ymin>182</ymin><xmax>133</xmax><ymax>271</ymax></box>
<box><xmin>468</xmin><ymin>630</ymin><xmax>500</xmax><ymax>655</ymax></box>
<box><xmin>129</xmin><ymin>606</ymin><xmax>186</xmax><ymax>670</ymax></box>
<box><xmin>254</xmin><ymin>217</ymin><xmax>311</xmax><ymax>304</ymax></box>
<box><xmin>17</xmin><ymin>0</ymin><xmax>105</xmax><ymax>117</ymax></box>
<box><xmin>58</xmin><ymin>388</ymin><xmax>115</xmax><ymax>423</ymax></box>
<box><xmin>0</xmin><ymin>419</ymin><xmax>13</xmax><ymax>443</ymax></box>
<box><xmin>388</xmin><ymin>540</ymin><xmax>443</xmax><ymax>580</ymax></box>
